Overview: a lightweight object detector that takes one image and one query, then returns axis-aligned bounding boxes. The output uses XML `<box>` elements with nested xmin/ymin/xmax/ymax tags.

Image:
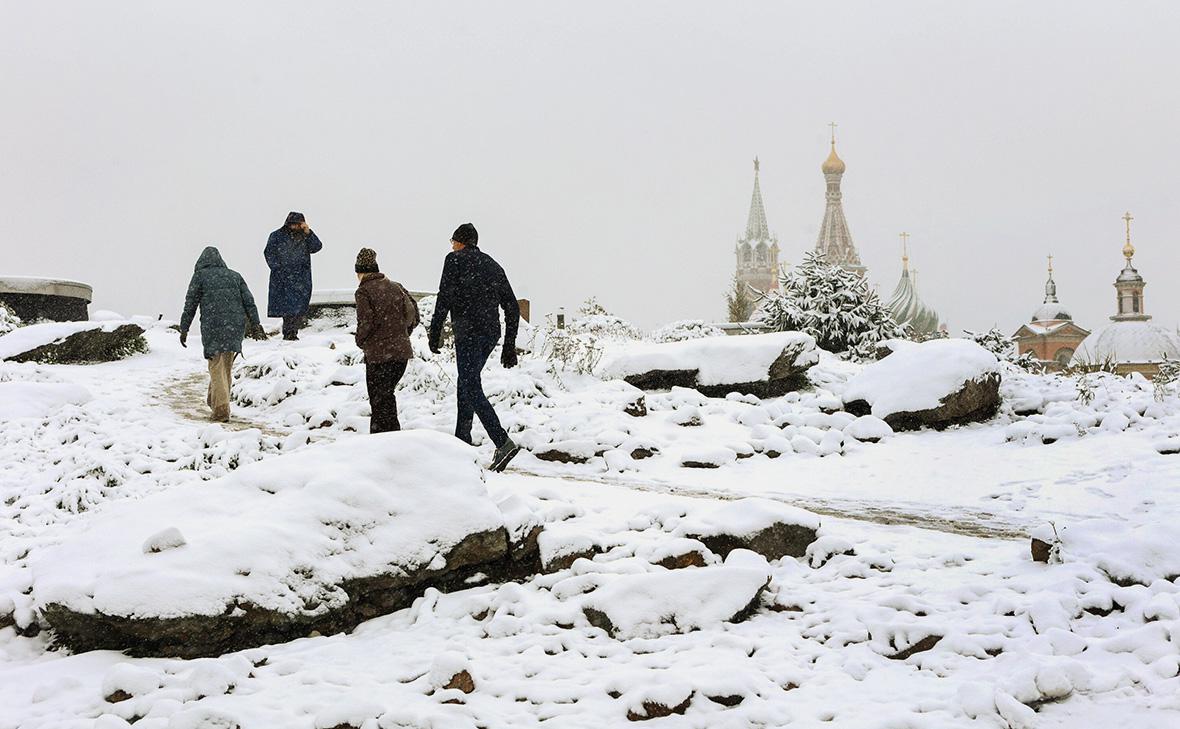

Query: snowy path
<box><xmin>157</xmin><ymin>370</ymin><xmax>284</xmax><ymax>436</ymax></box>
<box><xmin>508</xmin><ymin>468</ymin><xmax>1031</xmax><ymax>540</ymax></box>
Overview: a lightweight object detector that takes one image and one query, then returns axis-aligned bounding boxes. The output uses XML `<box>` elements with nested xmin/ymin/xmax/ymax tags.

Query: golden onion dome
<box><xmin>822</xmin><ymin>143</ymin><xmax>846</xmax><ymax>174</ymax></box>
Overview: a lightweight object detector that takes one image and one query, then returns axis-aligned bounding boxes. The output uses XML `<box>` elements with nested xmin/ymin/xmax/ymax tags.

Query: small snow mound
<box><xmin>102</xmin><ymin>662</ymin><xmax>160</xmax><ymax>700</ymax></box>
<box><xmin>843</xmin><ymin>414</ymin><xmax>893</xmax><ymax>442</ymax></box>
<box><xmin>142</xmin><ymin>527</ymin><xmax>187</xmax><ymax>554</ymax></box>
<box><xmin>581</xmin><ymin>562</ymin><xmax>769</xmax><ymax>639</ymax></box>
<box><xmin>90</xmin><ymin>309</ymin><xmax>126</xmax><ymax>321</ymax></box>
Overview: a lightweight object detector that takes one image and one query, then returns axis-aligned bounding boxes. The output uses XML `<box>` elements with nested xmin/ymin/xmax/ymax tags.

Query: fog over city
<box><xmin>3</xmin><ymin>1</ymin><xmax>1178</xmax><ymax>332</ymax></box>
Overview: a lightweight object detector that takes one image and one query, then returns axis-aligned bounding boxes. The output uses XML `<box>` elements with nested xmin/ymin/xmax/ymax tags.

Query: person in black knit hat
<box><xmin>354</xmin><ymin>247</ymin><xmax>420</xmax><ymax>433</ymax></box>
<box><xmin>428</xmin><ymin>223</ymin><xmax>523</xmax><ymax>471</ymax></box>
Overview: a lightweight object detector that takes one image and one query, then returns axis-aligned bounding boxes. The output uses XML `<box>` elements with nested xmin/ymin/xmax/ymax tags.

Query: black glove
<box><xmin>248</xmin><ymin>324</ymin><xmax>268</xmax><ymax>340</ymax></box>
<box><xmin>501</xmin><ymin>346</ymin><xmax>518</xmax><ymax>369</ymax></box>
<box><xmin>428</xmin><ymin>339</ymin><xmax>441</xmax><ymax>355</ymax></box>
<box><xmin>179</xmin><ymin>330</ymin><xmax>188</xmax><ymax>348</ymax></box>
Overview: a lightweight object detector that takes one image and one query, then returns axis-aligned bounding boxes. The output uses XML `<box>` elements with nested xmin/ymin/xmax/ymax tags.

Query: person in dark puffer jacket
<box><xmin>428</xmin><ymin>223</ymin><xmax>523</xmax><ymax>472</ymax></box>
<box><xmin>179</xmin><ymin>246</ymin><xmax>263</xmax><ymax>422</ymax></box>
<box><xmin>354</xmin><ymin>247</ymin><xmax>420</xmax><ymax>433</ymax></box>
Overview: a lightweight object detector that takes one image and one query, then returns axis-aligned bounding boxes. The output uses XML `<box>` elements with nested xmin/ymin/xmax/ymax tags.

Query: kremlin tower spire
<box><xmin>734</xmin><ymin>157</ymin><xmax>780</xmax><ymax>294</ymax></box>
<box><xmin>814</xmin><ymin>122</ymin><xmax>866</xmax><ymax>276</ymax></box>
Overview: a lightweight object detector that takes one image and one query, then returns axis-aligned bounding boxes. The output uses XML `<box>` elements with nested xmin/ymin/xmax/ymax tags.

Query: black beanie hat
<box><xmin>285</xmin><ymin>211</ymin><xmax>306</xmax><ymax>225</ymax></box>
<box><xmin>451</xmin><ymin>223</ymin><xmax>478</xmax><ymax>247</ymax></box>
<box><xmin>355</xmin><ymin>247</ymin><xmax>379</xmax><ymax>274</ymax></box>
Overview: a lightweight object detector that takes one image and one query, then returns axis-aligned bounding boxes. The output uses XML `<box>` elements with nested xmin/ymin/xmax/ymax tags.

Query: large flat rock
<box><xmin>0</xmin><ymin>321</ymin><xmax>146</xmax><ymax>364</ymax></box>
<box><xmin>31</xmin><ymin>431</ymin><xmax>522</xmax><ymax>657</ymax></box>
<box><xmin>843</xmin><ymin>339</ymin><xmax>1002</xmax><ymax>431</ymax></box>
<box><xmin>599</xmin><ymin>332</ymin><xmax>819</xmax><ymax>399</ymax></box>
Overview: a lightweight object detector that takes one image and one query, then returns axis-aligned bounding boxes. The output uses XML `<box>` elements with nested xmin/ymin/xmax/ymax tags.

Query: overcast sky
<box><xmin>2</xmin><ymin>1</ymin><xmax>1178</xmax><ymax>333</ymax></box>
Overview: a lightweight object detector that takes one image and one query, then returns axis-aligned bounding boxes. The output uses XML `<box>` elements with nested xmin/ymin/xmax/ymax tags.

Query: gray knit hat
<box><xmin>355</xmin><ymin>247</ymin><xmax>379</xmax><ymax>274</ymax></box>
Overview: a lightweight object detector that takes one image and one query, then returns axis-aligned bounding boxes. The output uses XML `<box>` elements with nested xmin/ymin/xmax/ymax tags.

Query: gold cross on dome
<box><xmin>1123</xmin><ymin>211</ymin><xmax>1133</xmax><ymax>241</ymax></box>
<box><xmin>753</xmin><ymin>156</ymin><xmax>760</xmax><ymax>173</ymax></box>
<box><xmin>828</xmin><ymin>121</ymin><xmax>838</xmax><ymax>144</ymax></box>
<box><xmin>1047</xmin><ymin>254</ymin><xmax>1053</xmax><ymax>274</ymax></box>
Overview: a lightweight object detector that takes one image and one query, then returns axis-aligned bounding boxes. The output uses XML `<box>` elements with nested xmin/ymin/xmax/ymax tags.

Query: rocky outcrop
<box><xmin>599</xmin><ymin>332</ymin><xmax>819</xmax><ymax>399</ymax></box>
<box><xmin>41</xmin><ymin>527</ymin><xmax>515</xmax><ymax>658</ymax></box>
<box><xmin>31</xmin><ymin>432</ymin><xmax>543</xmax><ymax>658</ymax></box>
<box><xmin>4</xmin><ymin>323</ymin><xmax>146</xmax><ymax>364</ymax></box>
<box><xmin>678</xmin><ymin>498</ymin><xmax>822</xmax><ymax>561</ymax></box>
<box><xmin>845</xmin><ymin>374</ymin><xmax>1000</xmax><ymax>431</ymax></box>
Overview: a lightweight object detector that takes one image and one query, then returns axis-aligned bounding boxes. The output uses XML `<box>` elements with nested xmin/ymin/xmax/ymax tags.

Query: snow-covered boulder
<box><xmin>677</xmin><ymin>498</ymin><xmax>821</xmax><ymax>561</ymax></box>
<box><xmin>0</xmin><ymin>320</ymin><xmax>146</xmax><ymax>364</ymax></box>
<box><xmin>1030</xmin><ymin>519</ymin><xmax>1180</xmax><ymax>585</ymax></box>
<box><xmin>31</xmin><ymin>431</ymin><xmax>524</xmax><ymax>657</ymax></box>
<box><xmin>843</xmin><ymin>339</ymin><xmax>1002</xmax><ymax>431</ymax></box>
<box><xmin>581</xmin><ymin>552</ymin><xmax>770</xmax><ymax>639</ymax></box>
<box><xmin>0</xmin><ymin>381</ymin><xmax>91</xmax><ymax>419</ymax></box>
<box><xmin>599</xmin><ymin>332</ymin><xmax>818</xmax><ymax>399</ymax></box>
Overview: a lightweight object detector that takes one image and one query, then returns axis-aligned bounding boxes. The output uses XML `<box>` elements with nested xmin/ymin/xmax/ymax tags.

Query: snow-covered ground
<box><xmin>2</xmin><ymin>319</ymin><xmax>1179</xmax><ymax>728</ymax></box>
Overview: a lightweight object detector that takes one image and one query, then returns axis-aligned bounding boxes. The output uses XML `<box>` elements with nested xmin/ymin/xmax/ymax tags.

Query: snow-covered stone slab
<box><xmin>581</xmin><ymin>552</ymin><xmax>770</xmax><ymax>639</ymax></box>
<box><xmin>1030</xmin><ymin>519</ymin><xmax>1180</xmax><ymax>585</ymax></box>
<box><xmin>676</xmin><ymin>498</ymin><xmax>821</xmax><ymax>560</ymax></box>
<box><xmin>598</xmin><ymin>332</ymin><xmax>818</xmax><ymax>398</ymax></box>
<box><xmin>843</xmin><ymin>338</ymin><xmax>1002</xmax><ymax>431</ymax></box>
<box><xmin>0</xmin><ymin>320</ymin><xmax>146</xmax><ymax>364</ymax></box>
<box><xmin>31</xmin><ymin>431</ymin><xmax>520</xmax><ymax>657</ymax></box>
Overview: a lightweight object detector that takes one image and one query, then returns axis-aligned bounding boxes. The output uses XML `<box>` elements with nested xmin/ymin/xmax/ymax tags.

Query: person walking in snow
<box><xmin>428</xmin><ymin>223</ymin><xmax>523</xmax><ymax>472</ymax></box>
<box><xmin>179</xmin><ymin>246</ymin><xmax>263</xmax><ymax>422</ymax></box>
<box><xmin>354</xmin><ymin>247</ymin><xmax>421</xmax><ymax>434</ymax></box>
<box><xmin>264</xmin><ymin>211</ymin><xmax>323</xmax><ymax>340</ymax></box>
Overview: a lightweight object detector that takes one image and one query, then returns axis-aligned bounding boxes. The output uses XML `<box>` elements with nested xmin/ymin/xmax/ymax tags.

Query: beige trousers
<box><xmin>206</xmin><ymin>352</ymin><xmax>237</xmax><ymax>421</ymax></box>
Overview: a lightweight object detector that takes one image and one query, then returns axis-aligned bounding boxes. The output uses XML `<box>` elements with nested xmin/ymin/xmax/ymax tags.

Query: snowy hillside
<box><xmin>2</xmin><ymin>318</ymin><xmax>1179</xmax><ymax>728</ymax></box>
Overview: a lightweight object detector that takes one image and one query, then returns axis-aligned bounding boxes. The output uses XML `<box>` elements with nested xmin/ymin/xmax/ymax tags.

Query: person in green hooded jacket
<box><xmin>179</xmin><ymin>246</ymin><xmax>264</xmax><ymax>422</ymax></box>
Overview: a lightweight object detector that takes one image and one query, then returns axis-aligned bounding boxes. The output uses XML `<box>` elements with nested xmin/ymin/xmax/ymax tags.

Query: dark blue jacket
<box><xmin>264</xmin><ymin>227</ymin><xmax>322</xmax><ymax>317</ymax></box>
<box><xmin>429</xmin><ymin>246</ymin><xmax>519</xmax><ymax>350</ymax></box>
<box><xmin>180</xmin><ymin>247</ymin><xmax>261</xmax><ymax>360</ymax></box>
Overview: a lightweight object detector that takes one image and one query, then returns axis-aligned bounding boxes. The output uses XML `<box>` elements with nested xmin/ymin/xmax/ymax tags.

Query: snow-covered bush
<box><xmin>566</xmin><ymin>298</ymin><xmax>640</xmax><ymax>341</ymax></box>
<box><xmin>965</xmin><ymin>327</ymin><xmax>1041</xmax><ymax>371</ymax></box>
<box><xmin>650</xmin><ymin>319</ymin><xmax>724</xmax><ymax>343</ymax></box>
<box><xmin>531</xmin><ymin>299</ymin><xmax>638</xmax><ymax>376</ymax></box>
<box><xmin>755</xmin><ymin>252</ymin><xmax>905</xmax><ymax>359</ymax></box>
<box><xmin>1153</xmin><ymin>358</ymin><xmax>1180</xmax><ymax>401</ymax></box>
<box><xmin>0</xmin><ymin>303</ymin><xmax>22</xmax><ymax>336</ymax></box>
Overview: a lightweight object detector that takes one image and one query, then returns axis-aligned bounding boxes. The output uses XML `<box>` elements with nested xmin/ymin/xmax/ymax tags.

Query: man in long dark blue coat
<box><xmin>179</xmin><ymin>247</ymin><xmax>262</xmax><ymax>422</ymax></box>
<box><xmin>265</xmin><ymin>211</ymin><xmax>323</xmax><ymax>340</ymax></box>
<box><xmin>428</xmin><ymin>223</ymin><xmax>523</xmax><ymax>472</ymax></box>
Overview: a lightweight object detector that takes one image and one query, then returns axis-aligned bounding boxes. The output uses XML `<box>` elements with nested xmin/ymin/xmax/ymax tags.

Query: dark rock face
<box><xmin>623</xmin><ymin>394</ymin><xmax>647</xmax><ymax>417</ymax></box>
<box><xmin>626</xmin><ymin>695</ymin><xmax>693</xmax><ymax>721</ymax></box>
<box><xmin>41</xmin><ymin>527</ymin><xmax>543</xmax><ymax>658</ymax></box>
<box><xmin>5</xmin><ymin>324</ymin><xmax>147</xmax><ymax>364</ymax></box>
<box><xmin>534</xmin><ymin>449</ymin><xmax>591</xmax><ymax>465</ymax></box>
<box><xmin>845</xmin><ymin>374</ymin><xmax>1001</xmax><ymax>432</ymax></box>
<box><xmin>0</xmin><ymin>292</ymin><xmax>88</xmax><ymax>322</ymax></box>
<box><xmin>1031</xmin><ymin>537</ymin><xmax>1053</xmax><ymax>563</ymax></box>
<box><xmin>656</xmin><ymin>549</ymin><xmax>709</xmax><ymax>570</ymax></box>
<box><xmin>621</xmin><ymin>341</ymin><xmax>814</xmax><ymax>399</ymax></box>
<box><xmin>688</xmin><ymin>522</ymin><xmax>818</xmax><ymax>561</ymax></box>
<box><xmin>888</xmin><ymin>634</ymin><xmax>942</xmax><ymax>660</ymax></box>
<box><xmin>542</xmin><ymin>545</ymin><xmax>603</xmax><ymax>573</ymax></box>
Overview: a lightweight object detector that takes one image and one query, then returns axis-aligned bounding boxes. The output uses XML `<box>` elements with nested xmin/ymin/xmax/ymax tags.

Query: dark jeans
<box><xmin>366</xmin><ymin>359</ymin><xmax>408</xmax><ymax>434</ymax></box>
<box><xmin>282</xmin><ymin>315</ymin><xmax>304</xmax><ymax>338</ymax></box>
<box><xmin>455</xmin><ymin>336</ymin><xmax>508</xmax><ymax>447</ymax></box>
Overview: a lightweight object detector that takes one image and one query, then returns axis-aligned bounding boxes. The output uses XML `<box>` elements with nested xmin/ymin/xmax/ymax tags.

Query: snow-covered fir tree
<box><xmin>755</xmin><ymin>251</ymin><xmax>905</xmax><ymax>358</ymax></box>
